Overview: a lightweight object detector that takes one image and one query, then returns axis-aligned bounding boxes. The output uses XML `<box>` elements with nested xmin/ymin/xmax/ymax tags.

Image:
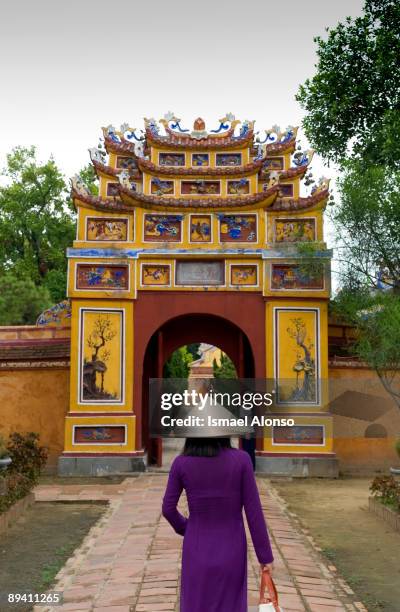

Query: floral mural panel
<box><xmin>274</xmin><ymin>218</ymin><xmax>315</xmax><ymax>243</ymax></box>
<box><xmin>150</xmin><ymin>179</ymin><xmax>174</xmax><ymax>195</ymax></box>
<box><xmin>216</xmin><ymin>153</ymin><xmax>242</xmax><ymax>166</ymax></box>
<box><xmin>76</xmin><ymin>264</ymin><xmax>129</xmax><ymax>290</ymax></box>
<box><xmin>227</xmin><ymin>179</ymin><xmax>250</xmax><ymax>195</ymax></box>
<box><xmin>275</xmin><ymin>308</ymin><xmax>319</xmax><ymax>404</ymax></box>
<box><xmin>192</xmin><ymin>153</ymin><xmax>209</xmax><ymax>167</ymax></box>
<box><xmin>273</xmin><ymin>425</ymin><xmax>324</xmax><ymax>445</ymax></box>
<box><xmin>219</xmin><ymin>214</ymin><xmax>257</xmax><ymax>242</ymax></box>
<box><xmin>278</xmin><ymin>183</ymin><xmax>294</xmax><ymax>198</ymax></box>
<box><xmin>116</xmin><ymin>156</ymin><xmax>137</xmax><ymax>171</ymax></box>
<box><xmin>230</xmin><ymin>265</ymin><xmax>258</xmax><ymax>286</ymax></box>
<box><xmin>86</xmin><ymin>217</ymin><xmax>129</xmax><ymax>241</ymax></box>
<box><xmin>159</xmin><ymin>153</ymin><xmax>185</xmax><ymax>166</ymax></box>
<box><xmin>144</xmin><ymin>215</ymin><xmax>182</xmax><ymax>242</ymax></box>
<box><xmin>106</xmin><ymin>182</ymin><xmax>120</xmax><ymax>196</ymax></box>
<box><xmin>74</xmin><ymin>426</ymin><xmax>126</xmax><ymax>444</ymax></box>
<box><xmin>264</xmin><ymin>157</ymin><xmax>284</xmax><ymax>170</ymax></box>
<box><xmin>80</xmin><ymin>309</ymin><xmax>124</xmax><ymax>403</ymax></box>
<box><xmin>190</xmin><ymin>215</ymin><xmax>212</xmax><ymax>242</ymax></box>
<box><xmin>142</xmin><ymin>265</ymin><xmax>170</xmax><ymax>286</ymax></box>
<box><xmin>271</xmin><ymin>264</ymin><xmax>324</xmax><ymax>290</ymax></box>
<box><xmin>181</xmin><ymin>181</ymin><xmax>220</xmax><ymax>195</ymax></box>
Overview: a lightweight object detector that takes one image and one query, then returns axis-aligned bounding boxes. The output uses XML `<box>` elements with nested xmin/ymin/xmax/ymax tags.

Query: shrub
<box><xmin>0</xmin><ymin>472</ymin><xmax>32</xmax><ymax>514</ymax></box>
<box><xmin>0</xmin><ymin>435</ymin><xmax>9</xmax><ymax>459</ymax></box>
<box><xmin>370</xmin><ymin>475</ymin><xmax>400</xmax><ymax>512</ymax></box>
<box><xmin>6</xmin><ymin>432</ymin><xmax>48</xmax><ymax>483</ymax></box>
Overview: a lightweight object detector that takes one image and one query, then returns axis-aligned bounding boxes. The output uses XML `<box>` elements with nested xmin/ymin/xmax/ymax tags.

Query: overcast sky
<box><xmin>0</xmin><ymin>0</ymin><xmax>363</xmax><ymax>178</ymax></box>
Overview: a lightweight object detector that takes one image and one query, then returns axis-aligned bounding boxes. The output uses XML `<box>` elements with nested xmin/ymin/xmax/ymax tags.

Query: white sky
<box><xmin>0</xmin><ymin>0</ymin><xmax>364</xmax><ymax>281</ymax></box>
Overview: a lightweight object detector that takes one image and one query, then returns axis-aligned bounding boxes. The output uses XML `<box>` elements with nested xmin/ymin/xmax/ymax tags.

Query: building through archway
<box><xmin>58</xmin><ymin>114</ymin><xmax>337</xmax><ymax>477</ymax></box>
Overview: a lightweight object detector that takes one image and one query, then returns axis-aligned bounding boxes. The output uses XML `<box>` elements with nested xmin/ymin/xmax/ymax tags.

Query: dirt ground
<box><xmin>0</xmin><ymin>502</ymin><xmax>106</xmax><ymax>611</ymax></box>
<box><xmin>272</xmin><ymin>477</ymin><xmax>400</xmax><ymax>611</ymax></box>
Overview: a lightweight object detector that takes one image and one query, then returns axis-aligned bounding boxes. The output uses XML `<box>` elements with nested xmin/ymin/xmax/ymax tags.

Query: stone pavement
<box><xmin>33</xmin><ymin>475</ymin><xmax>367</xmax><ymax>612</ymax></box>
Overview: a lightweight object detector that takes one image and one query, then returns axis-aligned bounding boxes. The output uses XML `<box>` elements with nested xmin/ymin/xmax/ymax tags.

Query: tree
<box><xmin>213</xmin><ymin>353</ymin><xmax>237</xmax><ymax>379</ymax></box>
<box><xmin>297</xmin><ymin>0</ymin><xmax>400</xmax><ymax>166</ymax></box>
<box><xmin>163</xmin><ymin>346</ymin><xmax>193</xmax><ymax>379</ymax></box>
<box><xmin>0</xmin><ymin>148</ymin><xmax>99</xmax><ymax>323</ymax></box>
<box><xmin>332</xmin><ymin>161</ymin><xmax>400</xmax><ymax>290</ymax></box>
<box><xmin>333</xmin><ymin>289</ymin><xmax>400</xmax><ymax>411</ymax></box>
<box><xmin>0</xmin><ymin>273</ymin><xmax>51</xmax><ymax>325</ymax></box>
<box><xmin>0</xmin><ymin>147</ymin><xmax>76</xmax><ymax>304</ymax></box>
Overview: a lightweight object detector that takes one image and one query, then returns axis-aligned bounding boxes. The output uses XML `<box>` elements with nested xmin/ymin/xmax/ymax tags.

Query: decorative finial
<box><xmin>193</xmin><ymin>117</ymin><xmax>206</xmax><ymax>131</ymax></box>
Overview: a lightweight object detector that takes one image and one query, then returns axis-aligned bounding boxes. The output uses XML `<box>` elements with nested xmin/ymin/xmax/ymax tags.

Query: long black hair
<box><xmin>182</xmin><ymin>437</ymin><xmax>232</xmax><ymax>457</ymax></box>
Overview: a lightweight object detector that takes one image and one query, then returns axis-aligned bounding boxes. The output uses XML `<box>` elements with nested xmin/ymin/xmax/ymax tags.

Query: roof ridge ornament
<box><xmin>71</xmin><ymin>174</ymin><xmax>90</xmax><ymax>197</ymax></box>
<box><xmin>160</xmin><ymin>112</ymin><xmax>190</xmax><ymax>134</ymax></box>
<box><xmin>210</xmin><ymin>113</ymin><xmax>237</xmax><ymax>134</ymax></box>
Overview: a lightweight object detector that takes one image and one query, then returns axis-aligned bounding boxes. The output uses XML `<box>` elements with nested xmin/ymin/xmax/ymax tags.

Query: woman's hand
<box><xmin>260</xmin><ymin>563</ymin><xmax>274</xmax><ymax>574</ymax></box>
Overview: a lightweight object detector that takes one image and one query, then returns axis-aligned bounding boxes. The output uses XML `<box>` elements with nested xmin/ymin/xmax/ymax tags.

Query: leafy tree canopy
<box><xmin>163</xmin><ymin>346</ymin><xmax>194</xmax><ymax>379</ymax></box>
<box><xmin>0</xmin><ymin>273</ymin><xmax>51</xmax><ymax>326</ymax></box>
<box><xmin>297</xmin><ymin>0</ymin><xmax>400</xmax><ymax>166</ymax></box>
<box><xmin>213</xmin><ymin>353</ymin><xmax>237</xmax><ymax>379</ymax></box>
<box><xmin>0</xmin><ymin>147</ymin><xmax>98</xmax><ymax>323</ymax></box>
<box><xmin>332</xmin><ymin>160</ymin><xmax>400</xmax><ymax>289</ymax></box>
<box><xmin>332</xmin><ymin>288</ymin><xmax>400</xmax><ymax>410</ymax></box>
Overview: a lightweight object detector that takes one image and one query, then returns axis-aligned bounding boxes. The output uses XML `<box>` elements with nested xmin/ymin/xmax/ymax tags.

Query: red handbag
<box><xmin>259</xmin><ymin>568</ymin><xmax>282</xmax><ymax>612</ymax></box>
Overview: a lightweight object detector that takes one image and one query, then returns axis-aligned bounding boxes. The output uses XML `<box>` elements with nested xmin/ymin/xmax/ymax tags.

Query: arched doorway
<box><xmin>141</xmin><ymin>312</ymin><xmax>256</xmax><ymax>466</ymax></box>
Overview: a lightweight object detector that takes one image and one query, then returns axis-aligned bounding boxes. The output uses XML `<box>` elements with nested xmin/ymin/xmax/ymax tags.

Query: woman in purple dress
<box><xmin>162</xmin><ymin>437</ymin><xmax>274</xmax><ymax>612</ymax></box>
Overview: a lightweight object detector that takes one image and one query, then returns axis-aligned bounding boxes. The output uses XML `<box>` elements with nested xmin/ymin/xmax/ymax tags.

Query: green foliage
<box><xmin>0</xmin><ymin>147</ymin><xmax>75</xmax><ymax>307</ymax></box>
<box><xmin>163</xmin><ymin>346</ymin><xmax>194</xmax><ymax>379</ymax></box>
<box><xmin>7</xmin><ymin>432</ymin><xmax>48</xmax><ymax>483</ymax></box>
<box><xmin>0</xmin><ymin>472</ymin><xmax>33</xmax><ymax>514</ymax></box>
<box><xmin>395</xmin><ymin>438</ymin><xmax>400</xmax><ymax>459</ymax></box>
<box><xmin>332</xmin><ymin>161</ymin><xmax>400</xmax><ymax>289</ymax></box>
<box><xmin>78</xmin><ymin>164</ymin><xmax>99</xmax><ymax>196</ymax></box>
<box><xmin>0</xmin><ymin>148</ymin><xmax>98</xmax><ymax>323</ymax></box>
<box><xmin>0</xmin><ymin>432</ymin><xmax>48</xmax><ymax>515</ymax></box>
<box><xmin>370</xmin><ymin>475</ymin><xmax>400</xmax><ymax>511</ymax></box>
<box><xmin>332</xmin><ymin>290</ymin><xmax>400</xmax><ymax>409</ymax></box>
<box><xmin>297</xmin><ymin>0</ymin><xmax>400</xmax><ymax>165</ymax></box>
<box><xmin>186</xmin><ymin>343</ymin><xmax>201</xmax><ymax>361</ymax></box>
<box><xmin>213</xmin><ymin>353</ymin><xmax>237</xmax><ymax>379</ymax></box>
<box><xmin>0</xmin><ymin>272</ymin><xmax>51</xmax><ymax>325</ymax></box>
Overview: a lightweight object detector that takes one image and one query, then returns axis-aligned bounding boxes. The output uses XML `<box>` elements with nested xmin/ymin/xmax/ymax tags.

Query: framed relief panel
<box><xmin>192</xmin><ymin>153</ymin><xmax>209</xmax><ymax>167</ymax></box>
<box><xmin>216</xmin><ymin>153</ymin><xmax>242</xmax><ymax>166</ymax></box>
<box><xmin>116</xmin><ymin>156</ymin><xmax>137</xmax><ymax>171</ymax></box>
<box><xmin>274</xmin><ymin>218</ymin><xmax>316</xmax><ymax>243</ymax></box>
<box><xmin>106</xmin><ymin>182</ymin><xmax>120</xmax><ymax>197</ymax></box>
<box><xmin>271</xmin><ymin>264</ymin><xmax>324</xmax><ymax>291</ymax></box>
<box><xmin>272</xmin><ymin>425</ymin><xmax>324</xmax><ymax>446</ymax></box>
<box><xmin>274</xmin><ymin>307</ymin><xmax>320</xmax><ymax>405</ymax></box>
<box><xmin>190</xmin><ymin>215</ymin><xmax>212</xmax><ymax>242</ymax></box>
<box><xmin>74</xmin><ymin>425</ymin><xmax>126</xmax><ymax>445</ymax></box>
<box><xmin>141</xmin><ymin>264</ymin><xmax>171</xmax><ymax>286</ymax></box>
<box><xmin>76</xmin><ymin>264</ymin><xmax>129</xmax><ymax>291</ymax></box>
<box><xmin>230</xmin><ymin>265</ymin><xmax>258</xmax><ymax>286</ymax></box>
<box><xmin>79</xmin><ymin>308</ymin><xmax>125</xmax><ymax>404</ymax></box>
<box><xmin>86</xmin><ymin>217</ymin><xmax>129</xmax><ymax>242</ymax></box>
<box><xmin>143</xmin><ymin>214</ymin><xmax>182</xmax><ymax>242</ymax></box>
<box><xmin>181</xmin><ymin>181</ymin><xmax>220</xmax><ymax>195</ymax></box>
<box><xmin>219</xmin><ymin>214</ymin><xmax>257</xmax><ymax>242</ymax></box>
<box><xmin>159</xmin><ymin>152</ymin><xmax>185</xmax><ymax>166</ymax></box>
<box><xmin>264</xmin><ymin>157</ymin><xmax>284</xmax><ymax>170</ymax></box>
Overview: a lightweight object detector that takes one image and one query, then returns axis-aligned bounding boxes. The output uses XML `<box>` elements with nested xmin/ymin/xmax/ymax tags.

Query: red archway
<box><xmin>133</xmin><ymin>291</ymin><xmax>265</xmax><ymax>464</ymax></box>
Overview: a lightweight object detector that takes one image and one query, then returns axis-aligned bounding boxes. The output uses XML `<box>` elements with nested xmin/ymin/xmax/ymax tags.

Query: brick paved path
<box><xmin>33</xmin><ymin>475</ymin><xmax>367</xmax><ymax>612</ymax></box>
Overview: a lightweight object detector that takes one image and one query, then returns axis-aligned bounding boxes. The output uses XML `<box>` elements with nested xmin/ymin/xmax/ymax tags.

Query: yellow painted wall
<box><xmin>0</xmin><ymin>368</ymin><xmax>69</xmax><ymax>471</ymax></box>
